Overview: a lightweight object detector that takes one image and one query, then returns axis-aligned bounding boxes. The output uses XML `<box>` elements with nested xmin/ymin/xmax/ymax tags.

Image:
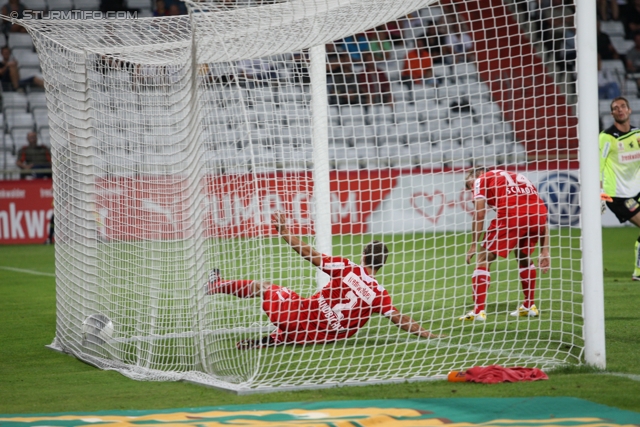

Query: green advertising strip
<box><xmin>1</xmin><ymin>397</ymin><xmax>639</xmax><ymax>426</ymax></box>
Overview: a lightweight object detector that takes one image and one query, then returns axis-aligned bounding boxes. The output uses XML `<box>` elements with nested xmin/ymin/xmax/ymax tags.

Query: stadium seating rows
<box><xmin>93</xmin><ymin>76</ymin><xmax>520</xmax><ymax>172</ymax></box>
<box><xmin>598</xmin><ymin>20</ymin><xmax>640</xmax><ymax>126</ymax></box>
<box><xmin>0</xmin><ymin>66</ymin><xmax>523</xmax><ymax>177</ymax></box>
<box><xmin>0</xmin><ymin>4</ymin><xmax>530</xmax><ymax>178</ymax></box>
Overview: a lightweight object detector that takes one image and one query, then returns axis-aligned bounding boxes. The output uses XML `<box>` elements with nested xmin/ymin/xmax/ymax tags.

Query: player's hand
<box><xmin>271</xmin><ymin>211</ymin><xmax>287</xmax><ymax>234</ymax></box>
<box><xmin>600</xmin><ymin>193</ymin><xmax>612</xmax><ymax>215</ymax></box>
<box><xmin>465</xmin><ymin>245</ymin><xmax>476</xmax><ymax>264</ymax></box>
<box><xmin>538</xmin><ymin>252</ymin><xmax>550</xmax><ymax>274</ymax></box>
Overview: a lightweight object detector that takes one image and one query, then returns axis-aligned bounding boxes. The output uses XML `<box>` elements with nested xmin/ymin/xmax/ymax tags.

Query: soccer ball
<box><xmin>82</xmin><ymin>313</ymin><xmax>114</xmax><ymax>346</ymax></box>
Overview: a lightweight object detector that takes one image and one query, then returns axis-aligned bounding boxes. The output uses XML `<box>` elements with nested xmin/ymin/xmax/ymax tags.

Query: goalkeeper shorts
<box><xmin>606</xmin><ymin>192</ymin><xmax>640</xmax><ymax>223</ymax></box>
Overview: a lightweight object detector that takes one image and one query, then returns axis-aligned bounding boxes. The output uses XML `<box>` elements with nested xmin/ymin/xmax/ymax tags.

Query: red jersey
<box><xmin>472</xmin><ymin>170</ymin><xmax>548</xmax><ymax>220</ymax></box>
<box><xmin>305</xmin><ymin>255</ymin><xmax>396</xmax><ymax>338</ymax></box>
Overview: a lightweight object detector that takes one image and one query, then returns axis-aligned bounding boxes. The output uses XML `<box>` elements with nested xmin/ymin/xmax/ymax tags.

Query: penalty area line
<box><xmin>0</xmin><ymin>266</ymin><xmax>55</xmax><ymax>277</ymax></box>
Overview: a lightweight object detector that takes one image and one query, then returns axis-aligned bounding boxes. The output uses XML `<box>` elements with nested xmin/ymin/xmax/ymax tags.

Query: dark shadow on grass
<box><xmin>547</xmin><ymin>364</ymin><xmax>604</xmax><ymax>375</ymax></box>
<box><xmin>604</xmin><ymin>271</ymin><xmax>636</xmax><ymax>279</ymax></box>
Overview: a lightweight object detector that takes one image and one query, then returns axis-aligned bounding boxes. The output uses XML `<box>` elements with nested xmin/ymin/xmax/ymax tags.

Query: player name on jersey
<box><xmin>317</xmin><ymin>295</ymin><xmax>344</xmax><ymax>331</ymax></box>
<box><xmin>343</xmin><ymin>272</ymin><xmax>375</xmax><ymax>305</ymax></box>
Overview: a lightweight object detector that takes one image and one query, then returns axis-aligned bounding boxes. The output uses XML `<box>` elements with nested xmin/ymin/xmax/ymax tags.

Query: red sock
<box><xmin>519</xmin><ymin>264</ymin><xmax>537</xmax><ymax>308</ymax></box>
<box><xmin>472</xmin><ymin>268</ymin><xmax>490</xmax><ymax>313</ymax></box>
<box><xmin>208</xmin><ymin>279</ymin><xmax>255</xmax><ymax>298</ymax></box>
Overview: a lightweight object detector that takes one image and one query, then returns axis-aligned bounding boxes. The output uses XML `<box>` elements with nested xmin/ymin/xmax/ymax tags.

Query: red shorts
<box><xmin>262</xmin><ymin>285</ymin><xmax>344</xmax><ymax>345</ymax></box>
<box><xmin>482</xmin><ymin>215</ymin><xmax>546</xmax><ymax>259</ymax></box>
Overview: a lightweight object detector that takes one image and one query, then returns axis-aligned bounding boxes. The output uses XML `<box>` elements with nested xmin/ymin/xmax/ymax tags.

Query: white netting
<box><xmin>18</xmin><ymin>0</ymin><xmax>588</xmax><ymax>392</ymax></box>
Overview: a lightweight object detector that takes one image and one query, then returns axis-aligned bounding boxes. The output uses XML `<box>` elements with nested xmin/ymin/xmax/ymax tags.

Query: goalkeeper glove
<box><xmin>601</xmin><ymin>193</ymin><xmax>613</xmax><ymax>215</ymax></box>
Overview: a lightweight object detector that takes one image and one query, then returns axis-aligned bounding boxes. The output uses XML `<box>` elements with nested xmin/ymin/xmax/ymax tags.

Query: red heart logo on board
<box><xmin>410</xmin><ymin>191</ymin><xmax>445</xmax><ymax>223</ymax></box>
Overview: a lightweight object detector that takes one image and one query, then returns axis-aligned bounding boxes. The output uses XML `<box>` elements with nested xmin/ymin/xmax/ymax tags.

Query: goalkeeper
<box><xmin>206</xmin><ymin>211</ymin><xmax>442</xmax><ymax>349</ymax></box>
<box><xmin>600</xmin><ymin>97</ymin><xmax>640</xmax><ymax>281</ymax></box>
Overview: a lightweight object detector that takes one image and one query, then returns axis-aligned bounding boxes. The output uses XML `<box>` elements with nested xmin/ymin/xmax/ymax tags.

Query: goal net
<box><xmin>20</xmin><ymin>0</ymin><xmax>598</xmax><ymax>392</ymax></box>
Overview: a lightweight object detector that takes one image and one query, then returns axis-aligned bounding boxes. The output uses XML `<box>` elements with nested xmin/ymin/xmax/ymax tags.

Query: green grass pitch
<box><xmin>0</xmin><ymin>227</ymin><xmax>639</xmax><ymax>414</ymax></box>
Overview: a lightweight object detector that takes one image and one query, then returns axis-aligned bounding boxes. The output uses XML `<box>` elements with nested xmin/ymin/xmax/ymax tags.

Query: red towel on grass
<box><xmin>465</xmin><ymin>365</ymin><xmax>548</xmax><ymax>383</ymax></box>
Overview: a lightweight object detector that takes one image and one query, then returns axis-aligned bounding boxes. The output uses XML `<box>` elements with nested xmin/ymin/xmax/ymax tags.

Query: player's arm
<box><xmin>599</xmin><ymin>133</ymin><xmax>613</xmax><ymax>195</ymax></box>
<box><xmin>272</xmin><ymin>211</ymin><xmax>323</xmax><ymax>268</ymax></box>
<box><xmin>599</xmin><ymin>133</ymin><xmax>615</xmax><ymax>212</ymax></box>
<box><xmin>466</xmin><ymin>197</ymin><xmax>486</xmax><ymax>264</ymax></box>
<box><xmin>538</xmin><ymin>224</ymin><xmax>550</xmax><ymax>274</ymax></box>
<box><xmin>387</xmin><ymin>311</ymin><xmax>444</xmax><ymax>338</ymax></box>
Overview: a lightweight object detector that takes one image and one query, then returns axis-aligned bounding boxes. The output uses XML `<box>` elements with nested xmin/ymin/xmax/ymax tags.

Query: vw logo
<box><xmin>537</xmin><ymin>172</ymin><xmax>581</xmax><ymax>227</ymax></box>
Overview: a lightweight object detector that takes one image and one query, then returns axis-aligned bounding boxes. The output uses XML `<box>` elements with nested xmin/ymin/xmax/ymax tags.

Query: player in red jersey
<box><xmin>206</xmin><ymin>211</ymin><xmax>442</xmax><ymax>348</ymax></box>
<box><xmin>460</xmin><ymin>168</ymin><xmax>551</xmax><ymax>322</ymax></box>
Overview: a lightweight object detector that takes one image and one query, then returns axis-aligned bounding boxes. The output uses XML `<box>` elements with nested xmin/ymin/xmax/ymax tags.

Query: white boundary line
<box><xmin>0</xmin><ymin>266</ymin><xmax>56</xmax><ymax>277</ymax></box>
<box><xmin>602</xmin><ymin>372</ymin><xmax>640</xmax><ymax>382</ymax></box>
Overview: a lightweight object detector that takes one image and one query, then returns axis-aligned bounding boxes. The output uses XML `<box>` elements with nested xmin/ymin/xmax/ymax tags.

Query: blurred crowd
<box><xmin>323</xmin><ymin>6</ymin><xmax>477</xmax><ymax>108</ymax></box>
<box><xmin>512</xmin><ymin>0</ymin><xmax>640</xmax><ymax>98</ymax></box>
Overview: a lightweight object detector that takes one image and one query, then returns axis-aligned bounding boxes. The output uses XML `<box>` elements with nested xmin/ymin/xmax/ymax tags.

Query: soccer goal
<box><xmin>15</xmin><ymin>0</ymin><xmax>604</xmax><ymax>393</ymax></box>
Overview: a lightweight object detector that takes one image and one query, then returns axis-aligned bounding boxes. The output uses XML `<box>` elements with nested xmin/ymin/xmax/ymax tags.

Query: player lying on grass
<box><xmin>206</xmin><ymin>211</ymin><xmax>443</xmax><ymax>349</ymax></box>
<box><xmin>460</xmin><ymin>168</ymin><xmax>551</xmax><ymax>322</ymax></box>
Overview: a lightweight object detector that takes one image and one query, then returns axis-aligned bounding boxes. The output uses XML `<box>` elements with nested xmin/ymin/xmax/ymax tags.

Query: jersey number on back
<box><xmin>500</xmin><ymin>171</ymin><xmax>537</xmax><ymax>195</ymax></box>
<box><xmin>332</xmin><ymin>291</ymin><xmax>358</xmax><ymax>321</ymax></box>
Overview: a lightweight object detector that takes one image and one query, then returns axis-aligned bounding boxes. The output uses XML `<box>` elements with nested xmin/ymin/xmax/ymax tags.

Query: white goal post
<box><xmin>8</xmin><ymin>0</ymin><xmax>605</xmax><ymax>393</ymax></box>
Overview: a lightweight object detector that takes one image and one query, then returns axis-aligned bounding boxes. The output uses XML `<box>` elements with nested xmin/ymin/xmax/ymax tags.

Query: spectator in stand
<box><xmin>401</xmin><ymin>36</ymin><xmax>435</xmax><ymax>90</ymax></box>
<box><xmin>554</xmin><ymin>14</ymin><xmax>576</xmax><ymax>72</ymax></box>
<box><xmin>526</xmin><ymin>0</ymin><xmax>543</xmax><ymax>32</ymax></box>
<box><xmin>0</xmin><ymin>45</ymin><xmax>19</xmax><ymax>92</ymax></box>
<box><xmin>367</xmin><ymin>26</ymin><xmax>393</xmax><ymax>61</ymax></box>
<box><xmin>626</xmin><ymin>32</ymin><xmax>640</xmax><ymax>94</ymax></box>
<box><xmin>164</xmin><ymin>0</ymin><xmax>187</xmax><ymax>16</ymax></box>
<box><xmin>425</xmin><ymin>23</ymin><xmax>445</xmax><ymax>65</ymax></box>
<box><xmin>0</xmin><ymin>46</ymin><xmax>44</xmax><ymax>92</ymax></box>
<box><xmin>541</xmin><ymin>0</ymin><xmax>574</xmax><ymax>52</ymax></box>
<box><xmin>358</xmin><ymin>51</ymin><xmax>393</xmax><ymax>107</ymax></box>
<box><xmin>16</xmin><ymin>132</ymin><xmax>52</xmax><ymax>179</ymax></box>
<box><xmin>623</xmin><ymin>0</ymin><xmax>640</xmax><ymax>39</ymax></box>
<box><xmin>153</xmin><ymin>0</ymin><xmax>167</xmax><ymax>16</ymax></box>
<box><xmin>326</xmin><ymin>41</ymin><xmax>339</xmax><ymax>64</ymax></box>
<box><xmin>327</xmin><ymin>52</ymin><xmax>359</xmax><ymax>105</ymax></box>
<box><xmin>384</xmin><ymin>20</ymin><xmax>404</xmax><ymax>46</ymax></box>
<box><xmin>599</xmin><ymin>54</ymin><xmax>622</xmax><ymax>99</ymax></box>
<box><xmin>167</xmin><ymin>3</ymin><xmax>182</xmax><ymax>15</ymax></box>
<box><xmin>597</xmin><ymin>19</ymin><xmax>620</xmax><ymax>61</ymax></box>
<box><xmin>598</xmin><ymin>0</ymin><xmax>620</xmax><ymax>21</ymax></box>
<box><xmin>338</xmin><ymin>33</ymin><xmax>369</xmax><ymax>62</ymax></box>
<box><xmin>435</xmin><ymin>16</ymin><xmax>455</xmax><ymax>64</ymax></box>
<box><xmin>1</xmin><ymin>0</ymin><xmax>27</xmax><ymax>33</ymax></box>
